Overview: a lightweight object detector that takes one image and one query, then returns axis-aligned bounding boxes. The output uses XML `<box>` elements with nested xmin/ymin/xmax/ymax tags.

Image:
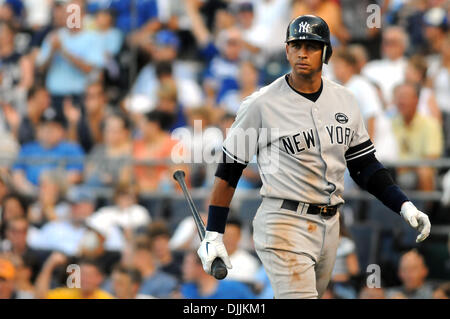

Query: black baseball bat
<box><xmin>172</xmin><ymin>170</ymin><xmax>228</xmax><ymax>280</ymax></box>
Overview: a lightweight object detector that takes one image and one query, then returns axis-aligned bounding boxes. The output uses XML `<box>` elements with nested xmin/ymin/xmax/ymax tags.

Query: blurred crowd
<box><xmin>0</xmin><ymin>0</ymin><xmax>449</xmax><ymax>299</ymax></box>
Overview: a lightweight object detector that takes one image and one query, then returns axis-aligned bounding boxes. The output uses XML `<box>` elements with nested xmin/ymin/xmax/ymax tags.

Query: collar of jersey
<box><xmin>284</xmin><ymin>74</ymin><xmax>323</xmax><ymax>103</ymax></box>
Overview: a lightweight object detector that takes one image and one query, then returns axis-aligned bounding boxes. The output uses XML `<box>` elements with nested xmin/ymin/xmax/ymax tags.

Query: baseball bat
<box><xmin>172</xmin><ymin>170</ymin><xmax>228</xmax><ymax>280</ymax></box>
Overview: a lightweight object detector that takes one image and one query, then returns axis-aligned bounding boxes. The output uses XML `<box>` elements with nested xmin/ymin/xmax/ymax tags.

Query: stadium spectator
<box><xmin>232</xmin><ymin>2</ymin><xmax>263</xmax><ymax>59</ymax></box>
<box><xmin>153</xmin><ymin>74</ymin><xmax>187</xmax><ymax>131</ymax></box>
<box><xmin>0</xmin><ymin>0</ymin><xmax>23</xmax><ymax>29</ymax></box>
<box><xmin>358</xmin><ymin>286</ymin><xmax>386</xmax><ymax>299</ymax></box>
<box><xmin>28</xmin><ymin>1</ymin><xmax>68</xmax><ymax>60</ymax></box>
<box><xmin>292</xmin><ymin>0</ymin><xmax>350</xmax><ymax>44</ymax></box>
<box><xmin>0</xmin><ymin>256</ymin><xmax>17</xmax><ymax>299</ymax></box>
<box><xmin>27</xmin><ymin>189</ymin><xmax>95</xmax><ymax>256</ymax></box>
<box><xmin>222</xmin><ymin>217</ymin><xmax>260</xmax><ymax>285</ymax></box>
<box><xmin>0</xmin><ymin>21</ymin><xmax>34</xmax><ymax>113</ymax></box>
<box><xmin>405</xmin><ymin>54</ymin><xmax>441</xmax><ymax>122</ymax></box>
<box><xmin>35</xmin><ymin>254</ymin><xmax>114</xmax><ymax>299</ymax></box>
<box><xmin>1</xmin><ymin>216</ymin><xmax>49</xmax><ymax>282</ymax></box>
<box><xmin>332</xmin><ymin>48</ymin><xmax>398</xmax><ymax>162</ymax></box>
<box><xmin>77</xmin><ymin>224</ymin><xmax>122</xmax><ymax>276</ymax></box>
<box><xmin>243</xmin><ymin>0</ymin><xmax>291</xmax><ymax>62</ymax></box>
<box><xmin>86</xmin><ymin>0</ymin><xmax>159</xmax><ymax>35</ymax></box>
<box><xmin>130</xmin><ymin>29</ymin><xmax>202</xmax><ymax>111</ymax></box>
<box><xmin>83</xmin><ymin>113</ymin><xmax>132</xmax><ymax>189</ymax></box>
<box><xmin>330</xmin><ymin>214</ymin><xmax>360</xmax><ymax>299</ymax></box>
<box><xmin>130</xmin><ymin>239</ymin><xmax>178</xmax><ymax>298</ymax></box>
<box><xmin>422</xmin><ymin>7</ymin><xmax>448</xmax><ymax>67</ymax></box>
<box><xmin>93</xmin><ymin>8</ymin><xmax>124</xmax><ymax>58</ymax></box>
<box><xmin>428</xmin><ymin>33</ymin><xmax>450</xmax><ymax>156</ymax></box>
<box><xmin>12</xmin><ymin>254</ymin><xmax>35</xmax><ymax>299</ymax></box>
<box><xmin>22</xmin><ymin>0</ymin><xmax>53</xmax><ymax>31</ymax></box>
<box><xmin>392</xmin><ymin>82</ymin><xmax>443</xmax><ymax>191</ymax></box>
<box><xmin>11</xmin><ymin>110</ymin><xmax>84</xmax><ymax>197</ymax></box>
<box><xmin>35</xmin><ymin>0</ymin><xmax>106</xmax><ymax>117</ymax></box>
<box><xmin>147</xmin><ymin>221</ymin><xmax>184</xmax><ymax>282</ymax></box>
<box><xmin>132</xmin><ymin>110</ymin><xmax>186</xmax><ymax>194</ymax></box>
<box><xmin>339</xmin><ymin>0</ymin><xmax>382</xmax><ymax>59</ymax></box>
<box><xmin>433</xmin><ymin>282</ymin><xmax>450</xmax><ymax>299</ymax></box>
<box><xmin>185</xmin><ymin>1</ymin><xmax>244</xmax><ymax>106</ymax></box>
<box><xmin>3</xmin><ymin>84</ymin><xmax>51</xmax><ymax>146</ymax></box>
<box><xmin>28</xmin><ymin>171</ymin><xmax>71</xmax><ymax>228</ymax></box>
<box><xmin>87</xmin><ymin>183</ymin><xmax>151</xmax><ymax>245</ymax></box>
<box><xmin>0</xmin><ymin>193</ymin><xmax>29</xmax><ymax>240</ymax></box>
<box><xmin>219</xmin><ymin>59</ymin><xmax>261</xmax><ymax>116</ymax></box>
<box><xmin>386</xmin><ymin>249</ymin><xmax>434</xmax><ymax>299</ymax></box>
<box><xmin>180</xmin><ymin>250</ymin><xmax>256</xmax><ymax>299</ymax></box>
<box><xmin>65</xmin><ymin>81</ymin><xmax>114</xmax><ymax>153</ymax></box>
<box><xmin>111</xmin><ymin>264</ymin><xmax>153</xmax><ymax>299</ymax></box>
<box><xmin>347</xmin><ymin>44</ymin><xmax>369</xmax><ymax>75</ymax></box>
<box><xmin>362</xmin><ymin>26</ymin><xmax>409</xmax><ymax>106</ymax></box>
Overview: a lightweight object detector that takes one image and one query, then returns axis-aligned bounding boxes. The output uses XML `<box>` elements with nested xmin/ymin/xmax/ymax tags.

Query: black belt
<box><xmin>281</xmin><ymin>199</ymin><xmax>338</xmax><ymax>217</ymax></box>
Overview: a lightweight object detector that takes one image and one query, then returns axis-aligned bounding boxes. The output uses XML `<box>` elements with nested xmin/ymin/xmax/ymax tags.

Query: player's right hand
<box><xmin>197</xmin><ymin>231</ymin><xmax>232</xmax><ymax>275</ymax></box>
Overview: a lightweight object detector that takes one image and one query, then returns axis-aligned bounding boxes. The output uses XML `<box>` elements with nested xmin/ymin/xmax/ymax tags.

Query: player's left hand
<box><xmin>400</xmin><ymin>201</ymin><xmax>431</xmax><ymax>243</ymax></box>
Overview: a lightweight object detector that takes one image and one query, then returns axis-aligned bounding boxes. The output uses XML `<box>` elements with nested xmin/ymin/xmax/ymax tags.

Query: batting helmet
<box><xmin>285</xmin><ymin>15</ymin><xmax>333</xmax><ymax>64</ymax></box>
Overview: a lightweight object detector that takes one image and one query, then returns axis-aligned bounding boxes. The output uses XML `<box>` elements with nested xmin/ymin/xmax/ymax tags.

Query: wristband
<box><xmin>206</xmin><ymin>205</ymin><xmax>229</xmax><ymax>234</ymax></box>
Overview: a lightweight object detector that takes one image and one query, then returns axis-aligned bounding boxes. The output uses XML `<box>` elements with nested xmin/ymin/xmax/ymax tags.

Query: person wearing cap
<box><xmin>130</xmin><ymin>29</ymin><xmax>203</xmax><ymax>111</ymax></box>
<box><xmin>11</xmin><ymin>109</ymin><xmax>85</xmax><ymax>196</ymax></box>
<box><xmin>0</xmin><ymin>257</ymin><xmax>17</xmax><ymax>299</ymax></box>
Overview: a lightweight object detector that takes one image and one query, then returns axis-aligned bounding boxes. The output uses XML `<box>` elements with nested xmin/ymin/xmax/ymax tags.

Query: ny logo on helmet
<box><xmin>297</xmin><ymin>21</ymin><xmax>311</xmax><ymax>33</ymax></box>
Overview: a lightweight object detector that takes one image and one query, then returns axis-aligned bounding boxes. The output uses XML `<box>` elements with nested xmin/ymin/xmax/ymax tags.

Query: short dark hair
<box><xmin>145</xmin><ymin>110</ymin><xmax>174</xmax><ymax>131</ymax></box>
<box><xmin>112</xmin><ymin>265</ymin><xmax>142</xmax><ymax>285</ymax></box>
<box><xmin>27</xmin><ymin>84</ymin><xmax>47</xmax><ymax>101</ymax></box>
<box><xmin>148</xmin><ymin>221</ymin><xmax>171</xmax><ymax>240</ymax></box>
<box><xmin>78</xmin><ymin>258</ymin><xmax>104</xmax><ymax>275</ymax></box>
<box><xmin>334</xmin><ymin>48</ymin><xmax>358</xmax><ymax>67</ymax></box>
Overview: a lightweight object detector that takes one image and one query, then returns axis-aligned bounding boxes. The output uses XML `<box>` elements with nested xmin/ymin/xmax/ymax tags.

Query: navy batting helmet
<box><xmin>285</xmin><ymin>15</ymin><xmax>333</xmax><ymax>64</ymax></box>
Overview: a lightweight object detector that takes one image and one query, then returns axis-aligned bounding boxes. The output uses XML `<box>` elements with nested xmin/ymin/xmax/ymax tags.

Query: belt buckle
<box><xmin>319</xmin><ymin>205</ymin><xmax>329</xmax><ymax>216</ymax></box>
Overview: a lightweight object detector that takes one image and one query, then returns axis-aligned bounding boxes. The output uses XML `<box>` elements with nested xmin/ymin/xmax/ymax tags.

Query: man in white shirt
<box><xmin>362</xmin><ymin>26</ymin><xmax>409</xmax><ymax>107</ymax></box>
<box><xmin>333</xmin><ymin>48</ymin><xmax>398</xmax><ymax>162</ymax></box>
<box><xmin>222</xmin><ymin>218</ymin><xmax>260</xmax><ymax>285</ymax></box>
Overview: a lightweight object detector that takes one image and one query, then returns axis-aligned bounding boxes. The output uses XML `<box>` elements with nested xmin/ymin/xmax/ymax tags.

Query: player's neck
<box><xmin>289</xmin><ymin>72</ymin><xmax>322</xmax><ymax>93</ymax></box>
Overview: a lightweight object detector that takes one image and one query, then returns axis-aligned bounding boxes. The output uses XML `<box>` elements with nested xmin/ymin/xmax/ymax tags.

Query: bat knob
<box><xmin>173</xmin><ymin>170</ymin><xmax>185</xmax><ymax>181</ymax></box>
<box><xmin>211</xmin><ymin>258</ymin><xmax>228</xmax><ymax>280</ymax></box>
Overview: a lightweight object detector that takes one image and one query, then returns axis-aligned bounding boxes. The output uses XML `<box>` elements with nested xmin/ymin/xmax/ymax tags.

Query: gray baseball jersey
<box><xmin>222</xmin><ymin>74</ymin><xmax>375</xmax><ymax>205</ymax></box>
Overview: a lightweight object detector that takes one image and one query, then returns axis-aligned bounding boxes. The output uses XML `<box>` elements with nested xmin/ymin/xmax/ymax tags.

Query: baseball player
<box><xmin>197</xmin><ymin>15</ymin><xmax>431</xmax><ymax>299</ymax></box>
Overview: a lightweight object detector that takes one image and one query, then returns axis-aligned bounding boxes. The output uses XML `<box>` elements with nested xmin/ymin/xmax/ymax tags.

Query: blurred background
<box><xmin>0</xmin><ymin>0</ymin><xmax>449</xmax><ymax>299</ymax></box>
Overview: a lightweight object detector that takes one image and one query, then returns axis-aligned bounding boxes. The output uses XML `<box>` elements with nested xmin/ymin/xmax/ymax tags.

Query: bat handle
<box><xmin>211</xmin><ymin>257</ymin><xmax>228</xmax><ymax>280</ymax></box>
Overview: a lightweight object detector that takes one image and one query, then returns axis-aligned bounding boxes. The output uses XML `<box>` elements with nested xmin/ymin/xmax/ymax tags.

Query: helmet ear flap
<box><xmin>322</xmin><ymin>45</ymin><xmax>327</xmax><ymax>64</ymax></box>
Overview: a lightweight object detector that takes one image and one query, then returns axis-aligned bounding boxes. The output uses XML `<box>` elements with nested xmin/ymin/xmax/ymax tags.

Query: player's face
<box><xmin>286</xmin><ymin>40</ymin><xmax>323</xmax><ymax>77</ymax></box>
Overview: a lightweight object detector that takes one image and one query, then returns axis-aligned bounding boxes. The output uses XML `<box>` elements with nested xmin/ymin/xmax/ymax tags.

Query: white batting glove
<box><xmin>197</xmin><ymin>231</ymin><xmax>232</xmax><ymax>275</ymax></box>
<box><xmin>400</xmin><ymin>201</ymin><xmax>431</xmax><ymax>243</ymax></box>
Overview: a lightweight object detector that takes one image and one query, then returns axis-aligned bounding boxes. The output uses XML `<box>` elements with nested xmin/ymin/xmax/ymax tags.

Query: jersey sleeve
<box><xmin>345</xmin><ymin>95</ymin><xmax>376</xmax><ymax>162</ymax></box>
<box><xmin>222</xmin><ymin>96</ymin><xmax>261</xmax><ymax>164</ymax></box>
